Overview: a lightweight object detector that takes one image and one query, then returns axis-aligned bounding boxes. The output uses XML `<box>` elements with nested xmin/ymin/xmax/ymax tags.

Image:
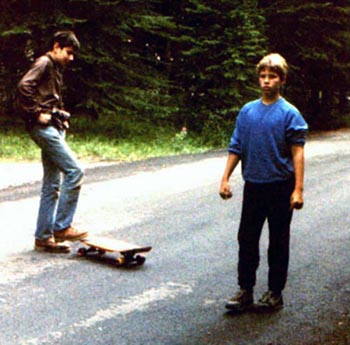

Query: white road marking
<box><xmin>75</xmin><ymin>282</ymin><xmax>192</xmax><ymax>328</ymax></box>
<box><xmin>20</xmin><ymin>282</ymin><xmax>193</xmax><ymax>345</ymax></box>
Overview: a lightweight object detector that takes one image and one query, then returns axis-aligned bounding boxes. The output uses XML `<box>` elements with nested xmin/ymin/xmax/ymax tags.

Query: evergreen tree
<box><xmin>170</xmin><ymin>0</ymin><xmax>267</xmax><ymax>140</ymax></box>
<box><xmin>259</xmin><ymin>1</ymin><xmax>350</xmax><ymax>129</ymax></box>
<box><xmin>1</xmin><ymin>0</ymin><xmax>267</xmax><ymax>142</ymax></box>
<box><xmin>0</xmin><ymin>0</ymin><xmax>179</xmax><ymax>136</ymax></box>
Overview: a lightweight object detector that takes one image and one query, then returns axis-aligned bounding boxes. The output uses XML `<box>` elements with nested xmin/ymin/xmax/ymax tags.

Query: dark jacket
<box><xmin>17</xmin><ymin>53</ymin><xmax>65</xmax><ymax>128</ymax></box>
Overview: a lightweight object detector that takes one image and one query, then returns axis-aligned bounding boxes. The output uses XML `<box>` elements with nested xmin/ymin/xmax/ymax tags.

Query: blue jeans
<box><xmin>29</xmin><ymin>125</ymin><xmax>84</xmax><ymax>240</ymax></box>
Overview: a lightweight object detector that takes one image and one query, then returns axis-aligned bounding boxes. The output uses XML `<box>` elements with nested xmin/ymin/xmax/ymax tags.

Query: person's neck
<box><xmin>47</xmin><ymin>52</ymin><xmax>62</xmax><ymax>69</ymax></box>
<box><xmin>261</xmin><ymin>94</ymin><xmax>281</xmax><ymax>105</ymax></box>
<box><xmin>47</xmin><ymin>51</ymin><xmax>57</xmax><ymax>63</ymax></box>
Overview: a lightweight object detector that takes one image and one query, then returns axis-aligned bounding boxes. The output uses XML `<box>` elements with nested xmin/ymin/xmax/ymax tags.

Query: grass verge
<box><xmin>0</xmin><ymin>127</ymin><xmax>215</xmax><ymax>162</ymax></box>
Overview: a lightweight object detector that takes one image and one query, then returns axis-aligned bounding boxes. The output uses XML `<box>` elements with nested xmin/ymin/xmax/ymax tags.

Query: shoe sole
<box><xmin>225</xmin><ymin>303</ymin><xmax>254</xmax><ymax>313</ymax></box>
<box><xmin>34</xmin><ymin>246</ymin><xmax>71</xmax><ymax>254</ymax></box>
<box><xmin>253</xmin><ymin>303</ymin><xmax>283</xmax><ymax>313</ymax></box>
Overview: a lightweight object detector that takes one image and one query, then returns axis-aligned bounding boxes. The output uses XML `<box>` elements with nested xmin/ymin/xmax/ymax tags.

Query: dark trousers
<box><xmin>237</xmin><ymin>179</ymin><xmax>294</xmax><ymax>292</ymax></box>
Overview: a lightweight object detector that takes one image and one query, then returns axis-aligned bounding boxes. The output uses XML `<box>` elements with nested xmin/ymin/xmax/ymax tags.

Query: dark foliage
<box><xmin>1</xmin><ymin>0</ymin><xmax>350</xmax><ymax>138</ymax></box>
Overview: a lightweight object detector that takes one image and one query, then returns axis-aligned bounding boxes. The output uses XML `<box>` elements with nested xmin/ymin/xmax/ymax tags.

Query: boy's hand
<box><xmin>290</xmin><ymin>190</ymin><xmax>304</xmax><ymax>210</ymax></box>
<box><xmin>219</xmin><ymin>181</ymin><xmax>233</xmax><ymax>200</ymax></box>
<box><xmin>37</xmin><ymin>113</ymin><xmax>52</xmax><ymax>125</ymax></box>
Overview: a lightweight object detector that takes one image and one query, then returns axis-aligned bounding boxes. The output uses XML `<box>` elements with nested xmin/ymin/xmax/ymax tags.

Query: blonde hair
<box><xmin>256</xmin><ymin>53</ymin><xmax>288</xmax><ymax>81</ymax></box>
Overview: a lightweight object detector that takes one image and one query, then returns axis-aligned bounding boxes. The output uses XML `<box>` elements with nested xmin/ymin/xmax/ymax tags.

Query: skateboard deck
<box><xmin>77</xmin><ymin>236</ymin><xmax>152</xmax><ymax>267</ymax></box>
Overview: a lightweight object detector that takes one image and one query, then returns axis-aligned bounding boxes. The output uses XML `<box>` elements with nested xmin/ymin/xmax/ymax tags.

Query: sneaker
<box><xmin>225</xmin><ymin>289</ymin><xmax>254</xmax><ymax>312</ymax></box>
<box><xmin>54</xmin><ymin>226</ymin><xmax>88</xmax><ymax>242</ymax></box>
<box><xmin>34</xmin><ymin>237</ymin><xmax>71</xmax><ymax>253</ymax></box>
<box><xmin>256</xmin><ymin>290</ymin><xmax>283</xmax><ymax>311</ymax></box>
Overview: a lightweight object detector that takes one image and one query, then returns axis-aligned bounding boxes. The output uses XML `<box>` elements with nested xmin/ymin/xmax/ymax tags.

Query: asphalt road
<box><xmin>1</xmin><ymin>131</ymin><xmax>350</xmax><ymax>344</ymax></box>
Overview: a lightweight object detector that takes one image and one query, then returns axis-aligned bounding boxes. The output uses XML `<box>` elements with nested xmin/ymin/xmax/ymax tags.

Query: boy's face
<box><xmin>51</xmin><ymin>43</ymin><xmax>76</xmax><ymax>67</ymax></box>
<box><xmin>258</xmin><ymin>67</ymin><xmax>285</xmax><ymax>98</ymax></box>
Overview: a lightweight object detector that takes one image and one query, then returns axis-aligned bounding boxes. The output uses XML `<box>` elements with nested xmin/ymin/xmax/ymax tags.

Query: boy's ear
<box><xmin>52</xmin><ymin>42</ymin><xmax>61</xmax><ymax>51</ymax></box>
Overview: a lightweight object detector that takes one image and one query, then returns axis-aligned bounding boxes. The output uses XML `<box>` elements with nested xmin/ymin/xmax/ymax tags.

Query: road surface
<box><xmin>0</xmin><ymin>131</ymin><xmax>350</xmax><ymax>344</ymax></box>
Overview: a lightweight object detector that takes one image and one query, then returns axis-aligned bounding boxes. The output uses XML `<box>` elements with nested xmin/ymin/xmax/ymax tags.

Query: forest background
<box><xmin>1</xmin><ymin>0</ymin><xmax>350</xmax><ymax>161</ymax></box>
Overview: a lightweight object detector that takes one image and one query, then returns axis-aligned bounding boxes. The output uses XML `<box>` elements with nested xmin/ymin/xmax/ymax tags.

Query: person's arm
<box><xmin>17</xmin><ymin>56</ymin><xmax>52</xmax><ymax>124</ymax></box>
<box><xmin>290</xmin><ymin>145</ymin><xmax>305</xmax><ymax>209</ymax></box>
<box><xmin>219</xmin><ymin>153</ymin><xmax>240</xmax><ymax>200</ymax></box>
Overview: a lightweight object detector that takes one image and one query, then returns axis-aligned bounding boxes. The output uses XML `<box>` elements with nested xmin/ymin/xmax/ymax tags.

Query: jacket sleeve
<box><xmin>17</xmin><ymin>57</ymin><xmax>48</xmax><ymax>121</ymax></box>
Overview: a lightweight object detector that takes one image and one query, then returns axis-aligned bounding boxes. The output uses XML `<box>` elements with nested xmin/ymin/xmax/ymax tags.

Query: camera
<box><xmin>51</xmin><ymin>108</ymin><xmax>71</xmax><ymax>121</ymax></box>
<box><xmin>51</xmin><ymin>108</ymin><xmax>71</xmax><ymax>129</ymax></box>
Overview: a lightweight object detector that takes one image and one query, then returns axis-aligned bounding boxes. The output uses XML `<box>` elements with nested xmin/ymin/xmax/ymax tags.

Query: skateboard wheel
<box><xmin>136</xmin><ymin>255</ymin><xmax>146</xmax><ymax>265</ymax></box>
<box><xmin>116</xmin><ymin>257</ymin><xmax>126</xmax><ymax>267</ymax></box>
<box><xmin>77</xmin><ymin>247</ymin><xmax>87</xmax><ymax>257</ymax></box>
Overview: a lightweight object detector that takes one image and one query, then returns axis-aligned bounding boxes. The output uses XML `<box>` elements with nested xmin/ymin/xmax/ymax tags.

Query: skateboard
<box><xmin>77</xmin><ymin>236</ymin><xmax>152</xmax><ymax>267</ymax></box>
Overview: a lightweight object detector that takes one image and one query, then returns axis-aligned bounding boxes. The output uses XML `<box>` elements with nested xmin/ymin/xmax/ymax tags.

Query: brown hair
<box><xmin>50</xmin><ymin>31</ymin><xmax>80</xmax><ymax>50</ymax></box>
<box><xmin>256</xmin><ymin>53</ymin><xmax>288</xmax><ymax>81</ymax></box>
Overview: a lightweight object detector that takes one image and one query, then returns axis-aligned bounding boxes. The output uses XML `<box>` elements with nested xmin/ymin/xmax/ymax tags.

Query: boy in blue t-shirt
<box><xmin>219</xmin><ymin>53</ymin><xmax>308</xmax><ymax>312</ymax></box>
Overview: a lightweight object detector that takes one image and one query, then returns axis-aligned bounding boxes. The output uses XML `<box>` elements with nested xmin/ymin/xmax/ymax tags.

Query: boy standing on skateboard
<box><xmin>219</xmin><ymin>53</ymin><xmax>308</xmax><ymax>312</ymax></box>
<box><xmin>17</xmin><ymin>31</ymin><xmax>88</xmax><ymax>253</ymax></box>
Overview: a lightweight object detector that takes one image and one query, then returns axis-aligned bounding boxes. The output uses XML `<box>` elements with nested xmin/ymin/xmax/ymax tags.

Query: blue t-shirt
<box><xmin>228</xmin><ymin>97</ymin><xmax>308</xmax><ymax>183</ymax></box>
